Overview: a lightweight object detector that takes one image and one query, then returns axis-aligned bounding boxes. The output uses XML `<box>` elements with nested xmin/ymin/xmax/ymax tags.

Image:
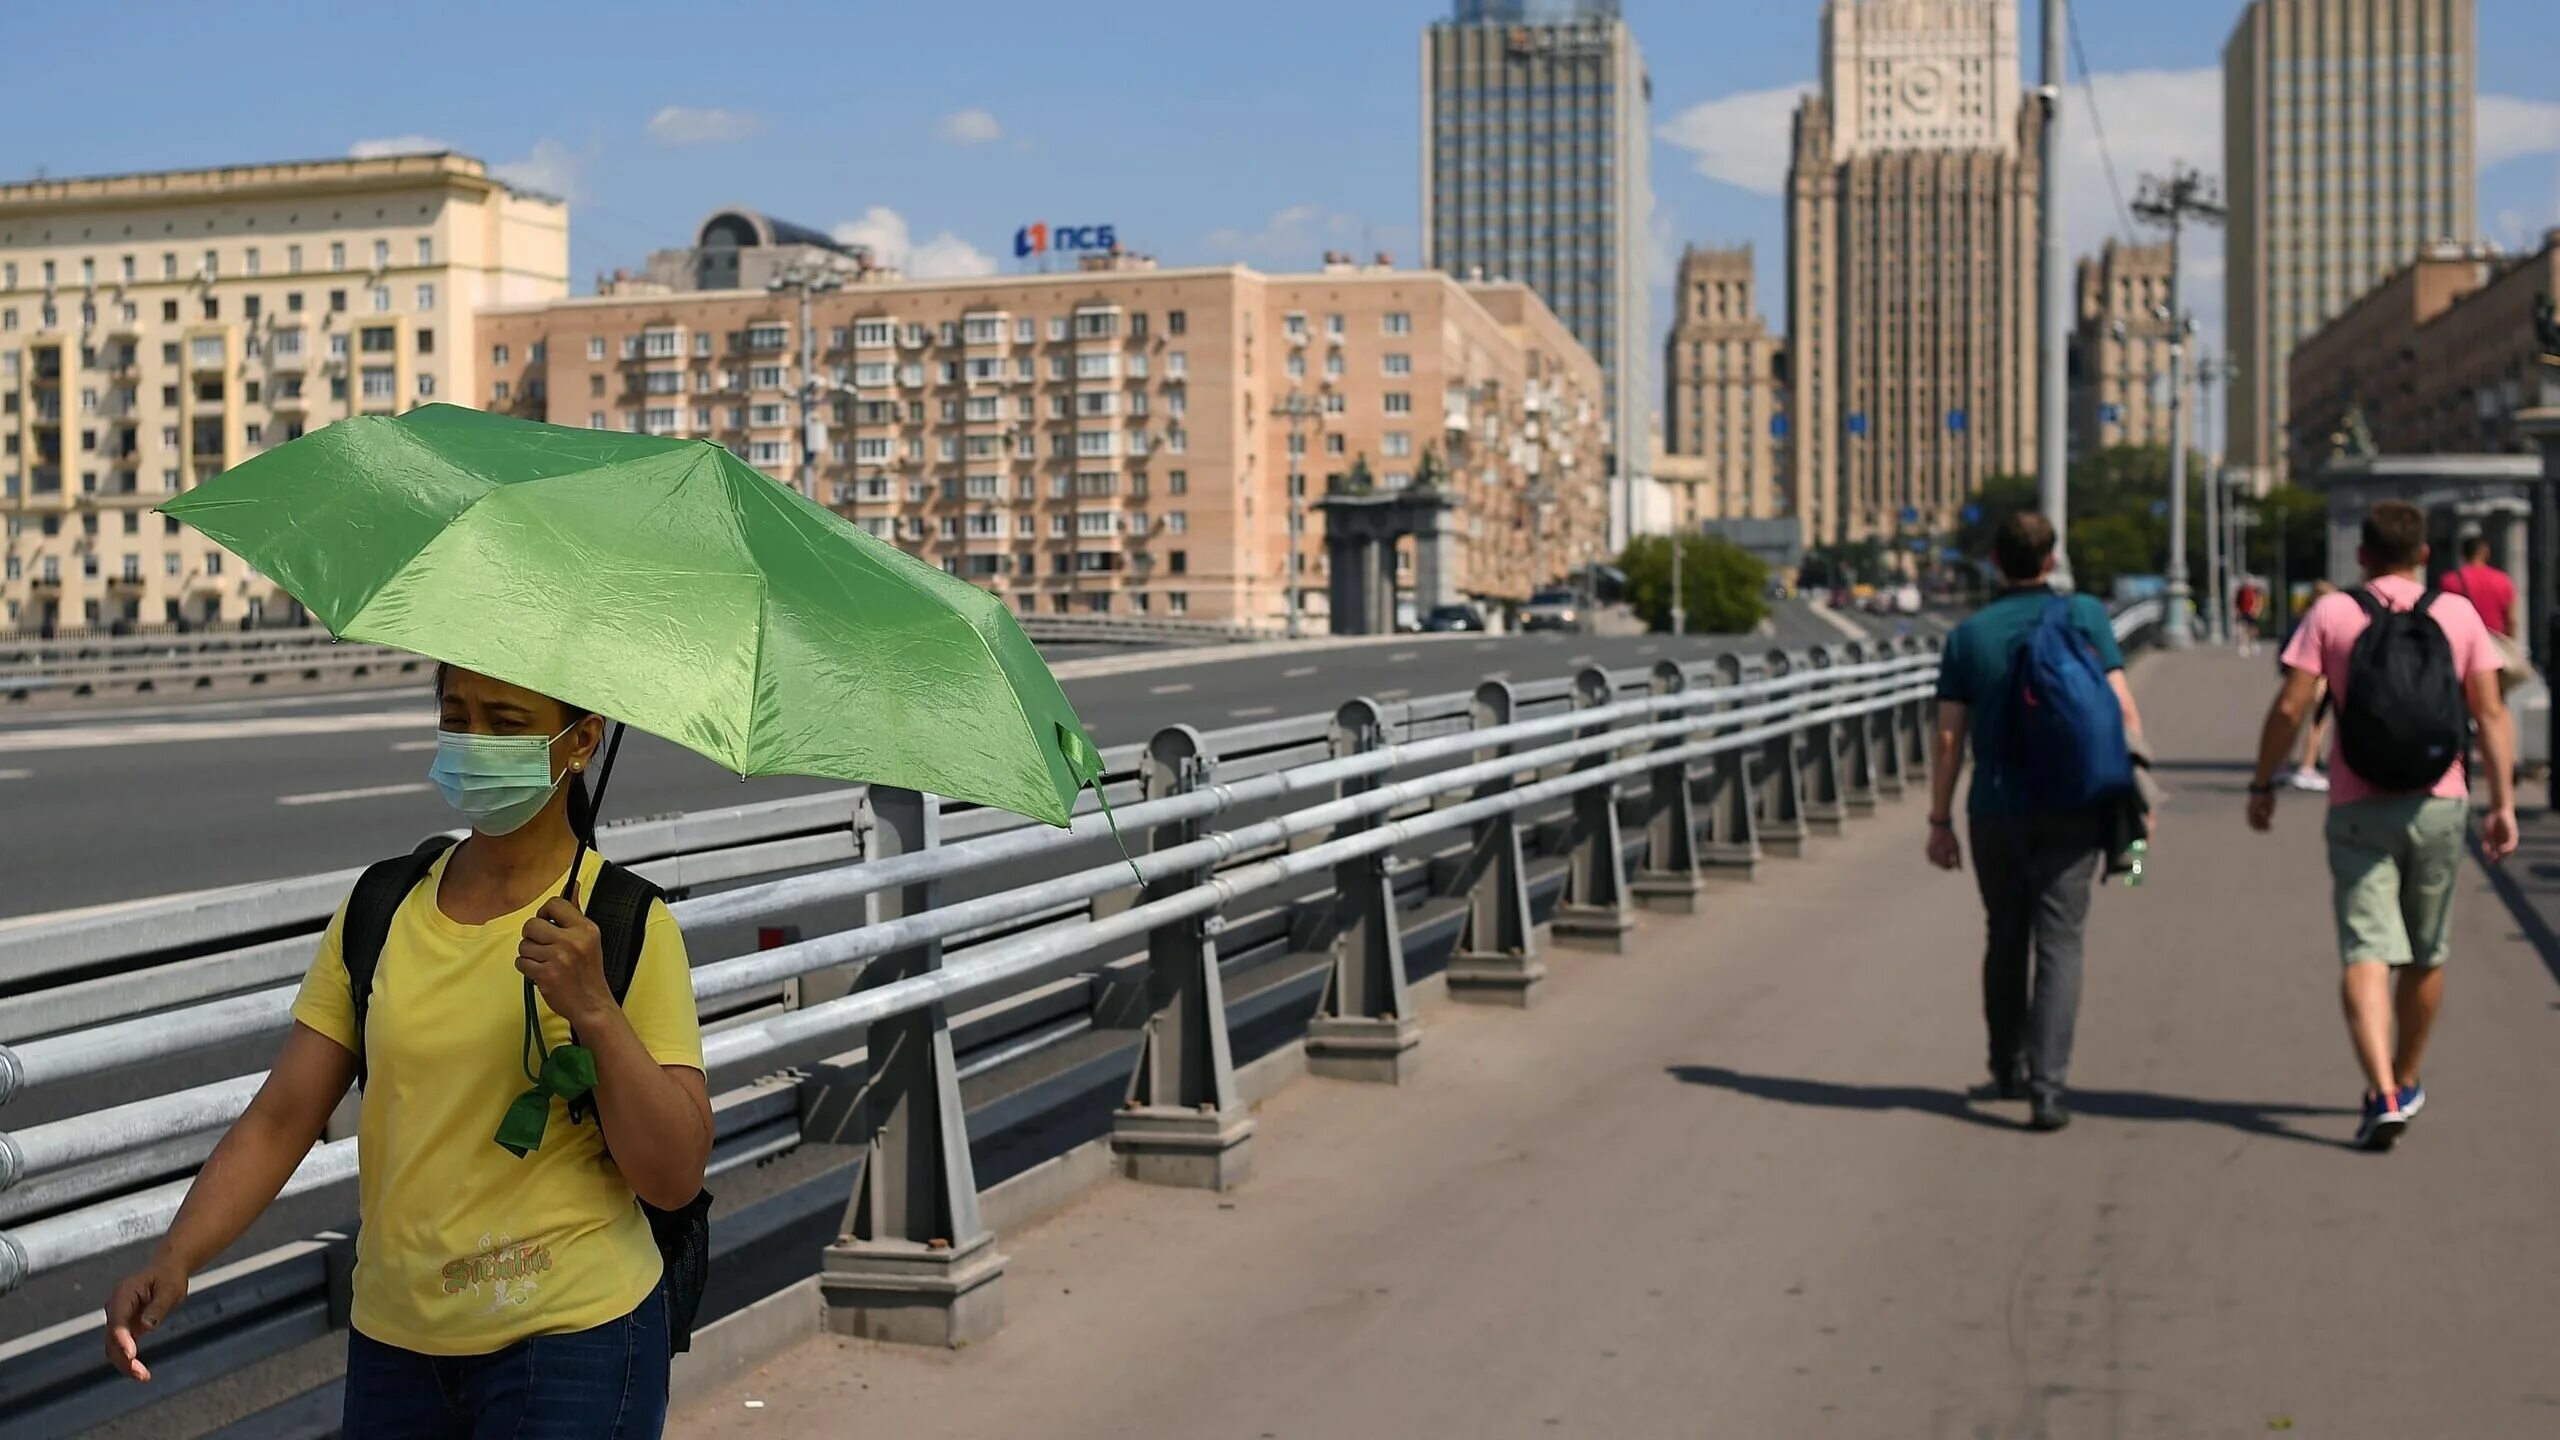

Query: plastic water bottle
<box><xmin>2124</xmin><ymin>837</ymin><xmax>2147</xmax><ymax>888</ymax></box>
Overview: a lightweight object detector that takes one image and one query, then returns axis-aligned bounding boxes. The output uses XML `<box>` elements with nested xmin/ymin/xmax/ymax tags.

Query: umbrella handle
<box><xmin>557</xmin><ymin>720</ymin><xmax>628</xmax><ymax>905</ymax></box>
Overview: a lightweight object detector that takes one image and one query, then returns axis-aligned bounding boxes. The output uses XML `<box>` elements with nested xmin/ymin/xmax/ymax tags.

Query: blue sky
<box><xmin>5</xmin><ymin>0</ymin><xmax>2556</xmax><ymax>363</ymax></box>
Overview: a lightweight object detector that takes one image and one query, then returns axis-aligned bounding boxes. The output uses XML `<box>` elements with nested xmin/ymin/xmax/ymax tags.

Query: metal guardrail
<box><xmin>0</xmin><ymin>617</ymin><xmax>1266</xmax><ymax>700</ymax></box>
<box><xmin>0</xmin><ymin>627</ymin><xmax>2022</xmax><ymax>1437</ymax></box>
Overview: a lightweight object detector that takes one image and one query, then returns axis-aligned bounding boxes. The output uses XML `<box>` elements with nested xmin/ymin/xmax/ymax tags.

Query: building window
<box><xmin>1166</xmin><ymin>351</ymin><xmax>1187</xmax><ymax>379</ymax></box>
<box><xmin>361</xmin><ymin>367</ymin><xmax>396</xmax><ymax>402</ymax></box>
<box><xmin>1384</xmin><ymin>392</ymin><xmax>1412</xmax><ymax>414</ymax></box>
<box><xmin>1383</xmin><ymin>354</ymin><xmax>1412</xmax><ymax>376</ymax></box>
<box><xmin>1384</xmin><ymin>312</ymin><xmax>1412</xmax><ymax>336</ymax></box>
<box><xmin>589</xmin><ymin>411</ymin><xmax>607</xmax><ymax>429</ymax></box>
<box><xmin>329</xmin><ymin>242</ymin><xmax>347</xmax><ymax>272</ymax></box>
<box><xmin>369</xmin><ymin>286</ymin><xmax>392</xmax><ymax>313</ymax></box>
<box><xmin>855</xmin><ymin>320</ymin><xmax>894</xmax><ymax>347</ymax></box>
<box><xmin>491</xmin><ymin>343</ymin><xmax>511</xmax><ymax>367</ymax></box>
<box><xmin>1074</xmin><ymin>310</ymin><xmax>1118</xmax><ymax>339</ymax></box>
<box><xmin>747</xmin><ymin>324</ymin><xmax>788</xmax><ymax>350</ymax></box>
<box><xmin>587</xmin><ymin>336</ymin><xmax>607</xmax><ymax>360</ymax></box>
<box><xmin>360</xmin><ymin>326</ymin><xmax>396</xmax><ymax>354</ymax></box>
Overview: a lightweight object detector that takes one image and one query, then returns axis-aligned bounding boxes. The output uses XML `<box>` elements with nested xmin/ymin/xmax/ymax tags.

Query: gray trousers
<box><xmin>1968</xmin><ymin>808</ymin><xmax>2107</xmax><ymax>1097</ymax></box>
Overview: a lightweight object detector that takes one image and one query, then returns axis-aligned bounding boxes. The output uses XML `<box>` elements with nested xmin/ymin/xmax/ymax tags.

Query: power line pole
<box><xmin>2038</xmin><ymin>0</ymin><xmax>2072</xmax><ymax>586</ymax></box>
<box><xmin>2193</xmin><ymin>350</ymin><xmax>2236</xmax><ymax>643</ymax></box>
<box><xmin>2133</xmin><ymin>165</ymin><xmax>2223</xmax><ymax>649</ymax></box>
<box><xmin>769</xmin><ymin>265</ymin><xmax>844</xmax><ymax>503</ymax></box>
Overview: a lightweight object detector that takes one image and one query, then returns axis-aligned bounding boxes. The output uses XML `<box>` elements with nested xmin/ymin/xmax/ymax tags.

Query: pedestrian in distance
<box><xmin>2247</xmin><ymin>500</ymin><xmax>2517</xmax><ymax>1152</ymax></box>
<box><xmin>2234</xmin><ymin>577</ymin><xmax>2265</xmax><ymax>658</ymax></box>
<box><xmin>2439</xmin><ymin>533</ymin><xmax>2532</xmax><ymax>700</ymax></box>
<box><xmin>1926</xmin><ymin>512</ymin><xmax>2148</xmax><ymax>1133</ymax></box>
<box><xmin>104</xmin><ymin>665</ymin><xmax>710</xmax><ymax>1439</ymax></box>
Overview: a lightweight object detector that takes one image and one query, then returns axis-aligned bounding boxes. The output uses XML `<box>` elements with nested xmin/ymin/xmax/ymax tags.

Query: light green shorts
<box><xmin>2324</xmin><ymin>796</ymin><xmax>2470</xmax><ymax>968</ymax></box>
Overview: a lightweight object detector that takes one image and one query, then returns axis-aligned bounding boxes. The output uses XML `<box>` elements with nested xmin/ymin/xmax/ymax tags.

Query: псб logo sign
<box><xmin>1013</xmin><ymin>222</ymin><xmax>1117</xmax><ymax>259</ymax></box>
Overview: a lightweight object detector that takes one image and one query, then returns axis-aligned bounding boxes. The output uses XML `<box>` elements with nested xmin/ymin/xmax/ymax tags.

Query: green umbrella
<box><xmin>160</xmin><ymin>404</ymin><xmax>1105</xmax><ymax>826</ymax></box>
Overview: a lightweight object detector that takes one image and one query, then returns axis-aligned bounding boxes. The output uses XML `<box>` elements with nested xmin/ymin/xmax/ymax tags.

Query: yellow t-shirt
<box><xmin>290</xmin><ymin>847</ymin><xmax>704</xmax><ymax>1356</ymax></box>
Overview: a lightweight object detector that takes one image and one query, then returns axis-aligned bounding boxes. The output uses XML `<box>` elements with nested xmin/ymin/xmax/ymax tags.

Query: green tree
<box><xmin>1618</xmin><ymin>534</ymin><xmax>1768</xmax><ymax>634</ymax></box>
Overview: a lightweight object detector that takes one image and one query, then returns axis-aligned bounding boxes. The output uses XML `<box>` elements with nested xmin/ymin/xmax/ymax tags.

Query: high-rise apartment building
<box><xmin>0</xmin><ymin>153</ymin><xmax>567</xmax><ymax>633</ymax></box>
<box><xmin>1660</xmin><ymin>245</ymin><xmax>1786</xmax><ymax>527</ymax></box>
<box><xmin>1423</xmin><ymin>0</ymin><xmax>1653</xmax><ymax>549</ymax></box>
<box><xmin>2224</xmin><ymin>0</ymin><xmax>2476</xmax><ymax>486</ymax></box>
<box><xmin>476</xmin><ymin>256</ymin><xmax>1610</xmax><ymax>627</ymax></box>
<box><xmin>2068</xmin><ymin>240</ymin><xmax>2176</xmax><ymax>456</ymax></box>
<box><xmin>1787</xmin><ymin>0</ymin><xmax>2038</xmax><ymax>545</ymax></box>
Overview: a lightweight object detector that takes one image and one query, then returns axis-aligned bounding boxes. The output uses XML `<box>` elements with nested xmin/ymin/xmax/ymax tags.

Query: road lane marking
<box><xmin>1229</xmin><ymin>706</ymin><xmax>1277</xmax><ymax>719</ymax></box>
<box><xmin>277</xmin><ymin>782</ymin><xmax>432</xmax><ymax>807</ymax></box>
<box><xmin>390</xmin><ymin>739</ymin><xmax>440</xmax><ymax>753</ymax></box>
<box><xmin>0</xmin><ymin>768</ymin><xmax>28</xmax><ymax>781</ymax></box>
<box><xmin>1389</xmin><ymin>650</ymin><xmax>1418</xmax><ymax>661</ymax></box>
<box><xmin>1638</xmin><ymin>644</ymin><xmax>1660</xmax><ymax>655</ymax></box>
<box><xmin>0</xmin><ymin>710</ymin><xmax>427</xmax><ymax>754</ymax></box>
<box><xmin>1567</xmin><ymin>654</ymin><xmax>1595</xmax><ymax>666</ymax></box>
<box><xmin>1473</xmin><ymin>641</ymin><xmax>1499</xmax><ymax>651</ymax></box>
<box><xmin>1283</xmin><ymin>666</ymin><xmax>1320</xmax><ymax>678</ymax></box>
<box><xmin>1148</xmin><ymin>683</ymin><xmax>1195</xmax><ymax>695</ymax></box>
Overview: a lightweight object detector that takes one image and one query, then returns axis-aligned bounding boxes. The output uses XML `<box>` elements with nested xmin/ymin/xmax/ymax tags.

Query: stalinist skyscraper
<box><xmin>1786</xmin><ymin>0</ymin><xmax>2039</xmax><ymax>545</ymax></box>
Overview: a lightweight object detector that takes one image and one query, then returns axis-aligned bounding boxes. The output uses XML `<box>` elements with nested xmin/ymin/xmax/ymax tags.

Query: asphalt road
<box><xmin>0</xmin><ymin>603</ymin><xmax>1936</xmax><ymax>920</ymax></box>
<box><xmin>680</xmin><ymin>646</ymin><xmax>2560</xmax><ymax>1440</ymax></box>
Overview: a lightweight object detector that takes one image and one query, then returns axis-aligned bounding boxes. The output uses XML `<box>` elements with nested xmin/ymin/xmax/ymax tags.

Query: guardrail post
<box><xmin>1870</xmin><ymin>643</ymin><xmax>1910</xmax><ymax>801</ymax></box>
<box><xmin>1757</xmin><ymin>649</ymin><xmax>1811</xmax><ymax>857</ymax></box>
<box><xmin>1110</xmin><ymin>725</ymin><xmax>1255</xmax><ymax>1189</ymax></box>
<box><xmin>1838</xmin><ymin>641</ymin><xmax>1881</xmax><ymax>816</ymax></box>
<box><xmin>1799</xmin><ymin>647</ymin><xmax>1849</xmax><ymax>836</ymax></box>
<box><xmin>1632</xmin><ymin>659</ymin><xmax>1704</xmax><ymax>913</ymax></box>
<box><xmin>1699</xmin><ymin>653</ymin><xmax>1761</xmax><ymax>881</ymax></box>
<box><xmin>1306</xmin><ymin>697</ymin><xmax>1422</xmax><ymax>1083</ymax></box>
<box><xmin>786</xmin><ymin>797</ymin><xmax>879</xmax><ymax>1009</ymax></box>
<box><xmin>1900</xmin><ymin>640</ymin><xmax>1936</xmax><ymax>786</ymax></box>
<box><xmin>1553</xmin><ymin>665</ymin><xmax>1637</xmax><ymax>951</ymax></box>
<box><xmin>813</xmin><ymin>786</ymin><xmax>1005</xmax><ymax>1347</ymax></box>
<box><xmin>1444</xmin><ymin>679</ymin><xmax>1545</xmax><ymax>1006</ymax></box>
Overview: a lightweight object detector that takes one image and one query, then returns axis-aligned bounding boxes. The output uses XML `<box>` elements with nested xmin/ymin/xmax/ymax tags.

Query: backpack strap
<box><xmin>562</xmin><ymin>860</ymin><xmax>663</xmax><ymax>1126</ymax></box>
<box><xmin>2350</xmin><ymin>587</ymin><xmax>2386</xmax><ymax>622</ymax></box>
<box><xmin>2412</xmin><ymin>588</ymin><xmax>2441</xmax><ymax>619</ymax></box>
<box><xmin>343</xmin><ymin>834</ymin><xmax>461</xmax><ymax>1089</ymax></box>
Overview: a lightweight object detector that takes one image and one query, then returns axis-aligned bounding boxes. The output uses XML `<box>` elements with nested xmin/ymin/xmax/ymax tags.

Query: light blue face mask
<box><xmin>427</xmin><ymin>721</ymin><xmax>579</xmax><ymax>837</ymax></box>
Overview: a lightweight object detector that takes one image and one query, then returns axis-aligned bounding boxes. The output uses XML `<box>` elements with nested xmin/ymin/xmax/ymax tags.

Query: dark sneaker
<box><xmin>1969</xmin><ymin>1069</ymin><xmax>2029</xmax><ymax>1102</ymax></box>
<box><xmin>2396</xmin><ymin>1081</ymin><xmax>2426</xmax><ymax>1121</ymax></box>
<box><xmin>2028</xmin><ymin>1093</ymin><xmax>2072</xmax><ymax>1131</ymax></box>
<box><xmin>2355</xmin><ymin>1092</ymin><xmax>2408</xmax><ymax>1151</ymax></box>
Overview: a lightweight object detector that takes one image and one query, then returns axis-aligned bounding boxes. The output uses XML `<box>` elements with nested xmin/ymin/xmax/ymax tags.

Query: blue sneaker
<box><xmin>2396</xmin><ymin>1081</ymin><xmax>2426</xmax><ymax>1121</ymax></box>
<box><xmin>2355</xmin><ymin>1092</ymin><xmax>2408</xmax><ymax>1152</ymax></box>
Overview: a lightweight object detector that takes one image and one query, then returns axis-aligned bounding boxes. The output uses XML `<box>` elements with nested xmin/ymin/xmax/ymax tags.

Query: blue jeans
<box><xmin>341</xmin><ymin>1285</ymin><xmax>669</xmax><ymax>1439</ymax></box>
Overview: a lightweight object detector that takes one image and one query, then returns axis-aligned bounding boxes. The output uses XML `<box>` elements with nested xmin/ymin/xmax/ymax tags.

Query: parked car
<box><xmin>1519</xmin><ymin>587</ymin><xmax>1583</xmax><ymax>632</ymax></box>
<box><xmin>1891</xmin><ymin>583</ymin><xmax>1923</xmax><ymax>615</ymax></box>
<box><xmin>1420</xmin><ymin>603</ymin><xmax>1487</xmax><ymax>632</ymax></box>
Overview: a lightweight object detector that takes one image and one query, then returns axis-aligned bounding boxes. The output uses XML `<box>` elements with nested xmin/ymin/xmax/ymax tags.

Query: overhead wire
<box><xmin>2067</xmin><ymin>3</ymin><xmax>2140</xmax><ymax>244</ymax></box>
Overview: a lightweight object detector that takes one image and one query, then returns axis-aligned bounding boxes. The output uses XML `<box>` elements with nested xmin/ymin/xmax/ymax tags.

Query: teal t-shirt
<box><xmin>1934</xmin><ymin>586</ymin><xmax>2125</xmax><ymax>816</ymax></box>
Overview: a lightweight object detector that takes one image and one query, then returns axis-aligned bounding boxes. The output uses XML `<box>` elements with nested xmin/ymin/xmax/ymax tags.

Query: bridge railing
<box><xmin>0</xmin><ymin>616</ymin><xmax>1267</xmax><ymax>701</ymax></box>
<box><xmin>0</xmin><ymin>629</ymin><xmax>1994</xmax><ymax>1437</ymax></box>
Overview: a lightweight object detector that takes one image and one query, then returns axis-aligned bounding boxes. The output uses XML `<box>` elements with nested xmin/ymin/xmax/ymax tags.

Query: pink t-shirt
<box><xmin>2280</xmin><ymin>573</ymin><xmax>2497</xmax><ymax>805</ymax></box>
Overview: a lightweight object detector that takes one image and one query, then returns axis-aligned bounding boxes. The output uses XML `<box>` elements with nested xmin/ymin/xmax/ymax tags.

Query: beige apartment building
<box><xmin>2224</xmin><ymin>0</ymin><xmax>2476</xmax><ymax>487</ymax></box>
<box><xmin>1788</xmin><ymin>0</ymin><xmax>2040</xmax><ymax>545</ymax></box>
<box><xmin>2067</xmin><ymin>240</ymin><xmax>2175</xmax><ymax>457</ymax></box>
<box><xmin>1660</xmin><ymin>245</ymin><xmax>1786</xmax><ymax>529</ymax></box>
<box><xmin>0</xmin><ymin>152</ymin><xmax>567</xmax><ymax>633</ymax></box>
<box><xmin>2290</xmin><ymin>234</ymin><xmax>2553</xmax><ymax>473</ymax></box>
<box><xmin>476</xmin><ymin>249</ymin><xmax>1609</xmax><ymax>626</ymax></box>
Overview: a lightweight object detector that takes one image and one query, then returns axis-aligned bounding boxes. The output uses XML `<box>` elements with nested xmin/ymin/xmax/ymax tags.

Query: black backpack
<box><xmin>342</xmin><ymin>835</ymin><xmax>712</xmax><ymax>1355</ymax></box>
<box><xmin>2336</xmin><ymin>588</ymin><xmax>2467</xmax><ymax>793</ymax></box>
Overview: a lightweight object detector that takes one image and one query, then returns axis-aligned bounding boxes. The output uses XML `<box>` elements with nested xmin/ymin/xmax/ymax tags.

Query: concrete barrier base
<box><xmin>817</xmin><ymin>1232</ymin><xmax>1006</xmax><ymax>1349</ymax></box>
<box><xmin>1305</xmin><ymin>1015</ymin><xmax>1421</xmax><ymax>1084</ymax></box>
<box><xmin>1111</xmin><ymin>1104</ymin><xmax>1256</xmax><ymax>1191</ymax></box>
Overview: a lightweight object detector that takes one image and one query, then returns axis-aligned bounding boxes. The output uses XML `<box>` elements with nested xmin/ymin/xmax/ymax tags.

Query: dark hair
<box><xmin>2460</xmin><ymin>534</ymin><xmax>2491</xmax><ymax>563</ymax></box>
<box><xmin>1992</xmin><ymin>511</ymin><xmax>2057</xmax><ymax>582</ymax></box>
<box><xmin>434</xmin><ymin>663</ymin><xmax>600</xmax><ymax>848</ymax></box>
<box><xmin>2361</xmin><ymin>500</ymin><xmax>2426</xmax><ymax>571</ymax></box>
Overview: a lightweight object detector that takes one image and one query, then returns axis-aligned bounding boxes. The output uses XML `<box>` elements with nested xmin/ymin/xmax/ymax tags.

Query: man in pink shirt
<box><xmin>2439</xmin><ymin>534</ymin><xmax>2517</xmax><ymax>638</ymax></box>
<box><xmin>2247</xmin><ymin>500</ymin><xmax>2516</xmax><ymax>1151</ymax></box>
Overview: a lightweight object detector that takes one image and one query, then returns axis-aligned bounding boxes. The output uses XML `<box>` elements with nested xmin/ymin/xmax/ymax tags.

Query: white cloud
<box><xmin>1657</xmin><ymin>84</ymin><xmax>1806</xmax><ymax>196</ymax></box>
<box><xmin>829</xmin><ymin>207</ymin><xmax>997</xmax><ymax>279</ymax></box>
<box><xmin>646</xmin><ymin>106</ymin><xmax>761</xmax><ymax>146</ymax></box>
<box><xmin>348</xmin><ymin>135</ymin><xmax>453</xmax><ymax>159</ymax></box>
<box><xmin>2477</xmin><ymin>94</ymin><xmax>2560</xmax><ymax>170</ymax></box>
<box><xmin>933</xmin><ymin>108</ymin><xmax>1003</xmax><ymax>146</ymax></box>
<box><xmin>491</xmin><ymin>139</ymin><xmax>589</xmax><ymax>203</ymax></box>
<box><xmin>1203</xmin><ymin>204</ymin><xmax>1413</xmax><ymax>270</ymax></box>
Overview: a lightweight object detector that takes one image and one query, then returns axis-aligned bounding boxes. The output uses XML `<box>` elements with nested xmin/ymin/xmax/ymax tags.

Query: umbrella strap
<box><xmin>1084</xmin><ymin>778</ymin><xmax>1144</xmax><ymax>886</ymax></box>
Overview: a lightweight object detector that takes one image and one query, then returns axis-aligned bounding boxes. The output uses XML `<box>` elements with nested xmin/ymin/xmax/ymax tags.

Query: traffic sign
<box><xmin>1962</xmin><ymin>503</ymin><xmax>1982</xmax><ymax>524</ymax></box>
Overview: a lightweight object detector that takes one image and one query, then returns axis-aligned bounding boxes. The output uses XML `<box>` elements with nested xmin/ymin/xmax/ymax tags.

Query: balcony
<box><xmin>106</xmin><ymin>569</ymin><xmax>148</xmax><ymax>592</ymax></box>
<box><xmin>103</xmin><ymin>347</ymin><xmax>141</xmax><ymax>377</ymax></box>
<box><xmin>268</xmin><ymin>387</ymin><xmax>307</xmax><ymax>413</ymax></box>
<box><xmin>188</xmin><ymin>346</ymin><xmax>228</xmax><ymax>375</ymax></box>
<box><xmin>266</xmin><ymin>347</ymin><xmax>309</xmax><ymax>373</ymax></box>
<box><xmin>29</xmin><ymin>570</ymin><xmax>62</xmax><ymax>591</ymax></box>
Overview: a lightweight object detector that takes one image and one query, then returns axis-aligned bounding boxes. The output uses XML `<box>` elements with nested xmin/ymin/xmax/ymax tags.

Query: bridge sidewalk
<box><xmin>675</xmin><ymin>647</ymin><xmax>2560</xmax><ymax>1440</ymax></box>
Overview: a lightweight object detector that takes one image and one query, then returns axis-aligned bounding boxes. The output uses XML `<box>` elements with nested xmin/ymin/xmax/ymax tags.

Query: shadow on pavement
<box><xmin>1664</xmin><ymin>1065</ymin><xmax>2353</xmax><ymax>1147</ymax></box>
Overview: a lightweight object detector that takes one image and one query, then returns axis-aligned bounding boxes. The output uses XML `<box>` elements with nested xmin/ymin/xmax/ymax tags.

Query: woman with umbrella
<box><xmin>98</xmin><ymin>406</ymin><xmax>1113</xmax><ymax>1437</ymax></box>
<box><xmin>104</xmin><ymin>662</ymin><xmax>711</xmax><ymax>1437</ymax></box>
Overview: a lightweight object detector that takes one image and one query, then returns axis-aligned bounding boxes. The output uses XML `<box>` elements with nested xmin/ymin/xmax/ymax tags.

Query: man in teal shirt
<box><xmin>1926</xmin><ymin>512</ymin><xmax>2145</xmax><ymax>1131</ymax></box>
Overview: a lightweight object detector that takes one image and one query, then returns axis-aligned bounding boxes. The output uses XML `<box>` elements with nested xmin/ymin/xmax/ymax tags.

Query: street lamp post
<box><xmin>2133</xmin><ymin>167</ymin><xmax>2224</xmax><ymax>649</ymax></box>
<box><xmin>1273</xmin><ymin>389</ymin><xmax>1325</xmax><ymax>639</ymax></box>
<box><xmin>769</xmin><ymin>265</ymin><xmax>844</xmax><ymax>502</ymax></box>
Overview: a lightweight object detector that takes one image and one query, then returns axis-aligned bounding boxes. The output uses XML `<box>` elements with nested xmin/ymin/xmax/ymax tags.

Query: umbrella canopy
<box><xmin>161</xmin><ymin>405</ymin><xmax>1103</xmax><ymax>826</ymax></box>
